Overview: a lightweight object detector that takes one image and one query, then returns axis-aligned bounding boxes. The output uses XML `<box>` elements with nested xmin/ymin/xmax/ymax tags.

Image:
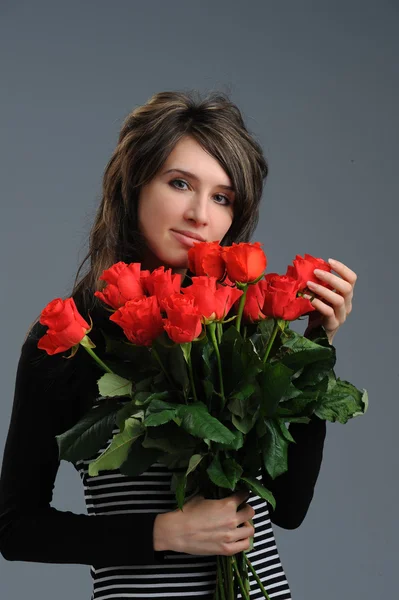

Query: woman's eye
<box><xmin>170</xmin><ymin>179</ymin><xmax>231</xmax><ymax>206</ymax></box>
<box><xmin>170</xmin><ymin>178</ymin><xmax>189</xmax><ymax>190</ymax></box>
<box><xmin>214</xmin><ymin>194</ymin><xmax>231</xmax><ymax>206</ymax></box>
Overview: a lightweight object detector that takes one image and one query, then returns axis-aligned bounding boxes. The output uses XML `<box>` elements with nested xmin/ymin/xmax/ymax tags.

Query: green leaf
<box><xmin>144</xmin><ymin>410</ymin><xmax>177</xmax><ymax>427</ymax></box>
<box><xmin>201</xmin><ymin>338</ymin><xmax>214</xmax><ymax>374</ymax></box>
<box><xmin>186</xmin><ymin>453</ymin><xmax>204</xmax><ymax>475</ymax></box>
<box><xmin>180</xmin><ymin>342</ymin><xmax>192</xmax><ymax>364</ymax></box>
<box><xmin>302</xmin><ymin>324</ymin><xmax>330</xmax><ymax>344</ymax></box>
<box><xmin>177</xmin><ymin>402</ymin><xmax>236</xmax><ymax>444</ymax></box>
<box><xmin>144</xmin><ymin>398</ymin><xmax>178</xmax><ymax>427</ymax></box>
<box><xmin>280</xmin><ymin>380</ymin><xmax>304</xmax><ymax>401</ymax></box>
<box><xmin>240</xmin><ymin>476</ymin><xmax>276</xmax><ymax>510</ymax></box>
<box><xmin>223</xmin><ymin>457</ymin><xmax>244</xmax><ymax>489</ymax></box>
<box><xmin>119</xmin><ymin>439</ymin><xmax>161</xmax><ymax>477</ymax></box>
<box><xmin>115</xmin><ymin>401</ymin><xmax>140</xmax><ymax>432</ymax></box>
<box><xmin>232</xmin><ymin>411</ymin><xmax>258</xmax><ymax>434</ymax></box>
<box><xmin>260</xmin><ymin>419</ymin><xmax>291</xmax><ymax>480</ymax></box>
<box><xmin>133</xmin><ymin>390</ymin><xmax>170</xmax><ymax>407</ymax></box>
<box><xmin>283</xmin><ymin>416</ymin><xmax>311</xmax><ymax>424</ymax></box>
<box><xmin>314</xmin><ymin>379</ymin><xmax>368</xmax><ymax>423</ymax></box>
<box><xmin>219</xmin><ymin>326</ymin><xmax>263</xmax><ymax>397</ymax></box>
<box><xmin>277</xmin><ymin>391</ymin><xmax>320</xmax><ymax>417</ymax></box>
<box><xmin>56</xmin><ymin>400</ymin><xmax>119</xmax><ymax>462</ymax></box>
<box><xmin>258</xmin><ymin>363</ymin><xmax>294</xmax><ymax>418</ymax></box>
<box><xmin>213</xmin><ymin>429</ymin><xmax>244</xmax><ymax>451</ymax></box>
<box><xmin>273</xmin><ymin>328</ymin><xmax>335</xmax><ymax>374</ymax></box>
<box><xmin>275</xmin><ymin>419</ymin><xmax>296</xmax><ymax>443</ymax></box>
<box><xmin>250</xmin><ymin>318</ymin><xmax>276</xmax><ymax>356</ymax></box>
<box><xmin>227</xmin><ymin>382</ymin><xmax>257</xmax><ymax>418</ymax></box>
<box><xmin>207</xmin><ymin>454</ymin><xmax>243</xmax><ymax>490</ymax></box>
<box><xmin>353</xmin><ymin>389</ymin><xmax>369</xmax><ymax>417</ymax></box>
<box><xmin>142</xmin><ymin>421</ymin><xmax>197</xmax><ymax>454</ymax></box>
<box><xmin>145</xmin><ymin>398</ymin><xmax>179</xmax><ymax>413</ymax></box>
<box><xmin>152</xmin><ymin>339</ymin><xmax>189</xmax><ymax>393</ymax></box>
<box><xmin>98</xmin><ymin>373</ymin><xmax>133</xmax><ymax>398</ymax></box>
<box><xmin>172</xmin><ymin>471</ymin><xmax>187</xmax><ymax>510</ymax></box>
<box><xmin>159</xmin><ymin>449</ymin><xmax>195</xmax><ymax>469</ymax></box>
<box><xmin>88</xmin><ymin>416</ymin><xmax>144</xmax><ymax>476</ymax></box>
<box><xmin>134</xmin><ymin>376</ymin><xmax>154</xmax><ymax>392</ymax></box>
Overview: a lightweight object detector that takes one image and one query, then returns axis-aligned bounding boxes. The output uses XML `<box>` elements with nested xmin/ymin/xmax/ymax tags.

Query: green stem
<box><xmin>231</xmin><ymin>556</ymin><xmax>250</xmax><ymax>600</ymax></box>
<box><xmin>227</xmin><ymin>556</ymin><xmax>234</xmax><ymax>600</ymax></box>
<box><xmin>262</xmin><ymin>320</ymin><xmax>285</xmax><ymax>364</ymax></box>
<box><xmin>187</xmin><ymin>353</ymin><xmax>198</xmax><ymax>403</ymax></box>
<box><xmin>221</xmin><ymin>556</ymin><xmax>228</xmax><ymax>598</ymax></box>
<box><xmin>82</xmin><ymin>346</ymin><xmax>114</xmax><ymax>374</ymax></box>
<box><xmin>235</xmin><ymin>284</ymin><xmax>249</xmax><ymax>333</ymax></box>
<box><xmin>217</xmin><ymin>321</ymin><xmax>223</xmax><ymax>344</ymax></box>
<box><xmin>208</xmin><ymin>322</ymin><xmax>225</xmax><ymax>408</ymax></box>
<box><xmin>151</xmin><ymin>347</ymin><xmax>174</xmax><ymax>387</ymax></box>
<box><xmin>216</xmin><ymin>556</ymin><xmax>224</xmax><ymax>600</ymax></box>
<box><xmin>239</xmin><ymin>550</ymin><xmax>249</xmax><ymax>596</ymax></box>
<box><xmin>245</xmin><ymin>555</ymin><xmax>271</xmax><ymax>599</ymax></box>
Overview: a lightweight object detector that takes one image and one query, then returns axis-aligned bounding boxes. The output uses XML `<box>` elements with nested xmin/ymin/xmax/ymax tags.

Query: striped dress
<box><xmin>1</xmin><ymin>316</ymin><xmax>325</xmax><ymax>599</ymax></box>
<box><xmin>74</xmin><ymin>419</ymin><xmax>292</xmax><ymax>600</ymax></box>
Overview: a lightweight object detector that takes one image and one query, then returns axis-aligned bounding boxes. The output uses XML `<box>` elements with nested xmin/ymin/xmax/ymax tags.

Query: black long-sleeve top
<box><xmin>0</xmin><ymin>302</ymin><xmax>327</xmax><ymax>567</ymax></box>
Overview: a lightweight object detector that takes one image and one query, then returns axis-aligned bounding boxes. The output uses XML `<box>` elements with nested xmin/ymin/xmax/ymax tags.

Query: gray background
<box><xmin>1</xmin><ymin>1</ymin><xmax>397</xmax><ymax>598</ymax></box>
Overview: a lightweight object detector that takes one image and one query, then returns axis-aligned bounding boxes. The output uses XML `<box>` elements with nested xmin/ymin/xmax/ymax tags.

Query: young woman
<box><xmin>0</xmin><ymin>90</ymin><xmax>356</xmax><ymax>599</ymax></box>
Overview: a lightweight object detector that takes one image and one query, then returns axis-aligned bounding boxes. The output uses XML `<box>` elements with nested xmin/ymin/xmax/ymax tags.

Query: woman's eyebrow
<box><xmin>163</xmin><ymin>168</ymin><xmax>235</xmax><ymax>192</ymax></box>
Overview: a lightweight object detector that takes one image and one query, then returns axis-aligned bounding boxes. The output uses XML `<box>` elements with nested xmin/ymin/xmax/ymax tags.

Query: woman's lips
<box><xmin>170</xmin><ymin>230</ymin><xmax>202</xmax><ymax>247</ymax></box>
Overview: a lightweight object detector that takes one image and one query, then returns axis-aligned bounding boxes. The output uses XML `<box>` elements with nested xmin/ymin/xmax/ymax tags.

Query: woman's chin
<box><xmin>161</xmin><ymin>259</ymin><xmax>188</xmax><ymax>276</ymax></box>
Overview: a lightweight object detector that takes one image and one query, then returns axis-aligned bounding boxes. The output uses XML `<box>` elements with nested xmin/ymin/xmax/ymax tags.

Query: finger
<box><xmin>236</xmin><ymin>503</ymin><xmax>255</xmax><ymax>526</ymax></box>
<box><xmin>328</xmin><ymin>259</ymin><xmax>358</xmax><ymax>287</ymax></box>
<box><xmin>234</xmin><ymin>522</ymin><xmax>255</xmax><ymax>541</ymax></box>
<box><xmin>307</xmin><ymin>280</ymin><xmax>351</xmax><ymax>311</ymax></box>
<box><xmin>304</xmin><ymin>295</ymin><xmax>337</xmax><ymax>317</ymax></box>
<box><xmin>223</xmin><ymin>537</ymin><xmax>252</xmax><ymax>556</ymax></box>
<box><xmin>312</xmin><ymin>271</ymin><xmax>354</xmax><ymax>300</ymax></box>
<box><xmin>232</xmin><ymin>489</ymin><xmax>250</xmax><ymax>505</ymax></box>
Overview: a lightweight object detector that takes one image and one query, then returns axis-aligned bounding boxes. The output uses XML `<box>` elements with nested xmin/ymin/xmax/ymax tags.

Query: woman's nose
<box><xmin>184</xmin><ymin>194</ymin><xmax>209</xmax><ymax>226</ymax></box>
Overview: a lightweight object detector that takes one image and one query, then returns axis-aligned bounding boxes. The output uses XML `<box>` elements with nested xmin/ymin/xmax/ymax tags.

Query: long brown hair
<box><xmin>27</xmin><ymin>89</ymin><xmax>269</xmax><ymax>338</ymax></box>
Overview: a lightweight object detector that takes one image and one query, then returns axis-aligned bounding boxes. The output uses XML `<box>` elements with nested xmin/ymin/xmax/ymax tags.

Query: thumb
<box><xmin>232</xmin><ymin>488</ymin><xmax>250</xmax><ymax>505</ymax></box>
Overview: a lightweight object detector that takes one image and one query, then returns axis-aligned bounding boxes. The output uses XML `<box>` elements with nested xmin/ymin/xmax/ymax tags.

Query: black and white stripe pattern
<box><xmin>74</xmin><ymin>422</ymin><xmax>292</xmax><ymax>600</ymax></box>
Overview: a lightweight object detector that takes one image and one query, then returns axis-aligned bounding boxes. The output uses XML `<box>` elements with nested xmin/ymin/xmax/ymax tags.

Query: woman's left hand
<box><xmin>304</xmin><ymin>258</ymin><xmax>357</xmax><ymax>345</ymax></box>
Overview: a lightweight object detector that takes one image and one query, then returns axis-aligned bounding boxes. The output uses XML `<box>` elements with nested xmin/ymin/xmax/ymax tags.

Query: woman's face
<box><xmin>137</xmin><ymin>135</ymin><xmax>235</xmax><ymax>275</ymax></box>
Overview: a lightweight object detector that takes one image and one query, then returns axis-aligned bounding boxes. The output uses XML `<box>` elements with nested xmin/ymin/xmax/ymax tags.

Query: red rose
<box><xmin>221</xmin><ymin>242</ymin><xmax>267</xmax><ymax>283</ymax></box>
<box><xmin>182</xmin><ymin>276</ymin><xmax>243</xmax><ymax>322</ymax></box>
<box><xmin>236</xmin><ymin>279</ymin><xmax>268</xmax><ymax>323</ymax></box>
<box><xmin>286</xmin><ymin>253</ymin><xmax>333</xmax><ymax>290</ymax></box>
<box><xmin>37</xmin><ymin>297</ymin><xmax>90</xmax><ymax>355</ymax></box>
<box><xmin>94</xmin><ymin>262</ymin><xmax>150</xmax><ymax>309</ymax></box>
<box><xmin>262</xmin><ymin>273</ymin><xmax>315</xmax><ymax>321</ymax></box>
<box><xmin>109</xmin><ymin>295</ymin><xmax>163</xmax><ymax>346</ymax></box>
<box><xmin>141</xmin><ymin>266</ymin><xmax>182</xmax><ymax>311</ymax></box>
<box><xmin>163</xmin><ymin>293</ymin><xmax>202</xmax><ymax>343</ymax></box>
<box><xmin>188</xmin><ymin>241</ymin><xmax>225</xmax><ymax>279</ymax></box>
<box><xmin>222</xmin><ymin>274</ymin><xmax>236</xmax><ymax>287</ymax></box>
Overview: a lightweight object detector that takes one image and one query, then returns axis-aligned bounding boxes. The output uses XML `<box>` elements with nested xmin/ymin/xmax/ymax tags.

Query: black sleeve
<box><xmin>261</xmin><ymin>414</ymin><xmax>327</xmax><ymax>529</ymax></box>
<box><xmin>0</xmin><ymin>323</ymin><xmax>167</xmax><ymax>566</ymax></box>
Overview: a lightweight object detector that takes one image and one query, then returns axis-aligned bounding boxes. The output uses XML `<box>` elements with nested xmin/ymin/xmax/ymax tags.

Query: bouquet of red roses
<box><xmin>37</xmin><ymin>241</ymin><xmax>368</xmax><ymax>600</ymax></box>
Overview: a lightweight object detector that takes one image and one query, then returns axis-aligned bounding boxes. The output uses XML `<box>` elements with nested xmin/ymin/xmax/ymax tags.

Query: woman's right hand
<box><xmin>153</xmin><ymin>489</ymin><xmax>255</xmax><ymax>556</ymax></box>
